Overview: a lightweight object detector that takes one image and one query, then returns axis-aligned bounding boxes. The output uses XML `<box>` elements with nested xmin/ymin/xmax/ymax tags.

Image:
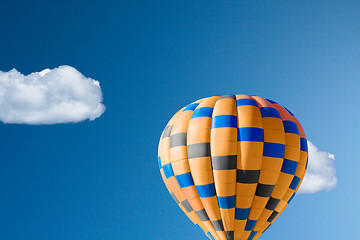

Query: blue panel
<box><xmin>288</xmin><ymin>192</ymin><xmax>296</xmax><ymax>204</ymax></box>
<box><xmin>183</xmin><ymin>103</ymin><xmax>199</xmax><ymax>111</ymax></box>
<box><xmin>265</xmin><ymin>98</ymin><xmax>277</xmax><ymax>104</ymax></box>
<box><xmin>175</xmin><ymin>172</ymin><xmax>194</xmax><ymax>188</ymax></box>
<box><xmin>211</xmin><ymin>115</ymin><xmax>237</xmax><ymax>128</ymax></box>
<box><xmin>238</xmin><ymin>127</ymin><xmax>264</xmax><ymax>142</ymax></box>
<box><xmin>283</xmin><ymin>121</ymin><xmax>300</xmax><ymax>134</ymax></box>
<box><xmin>289</xmin><ymin>176</ymin><xmax>301</xmax><ymax>190</ymax></box>
<box><xmin>217</xmin><ymin>195</ymin><xmax>236</xmax><ymax>209</ymax></box>
<box><xmin>196</xmin><ymin>183</ymin><xmax>216</xmax><ymax>198</ymax></box>
<box><xmin>281</xmin><ymin>159</ymin><xmax>298</xmax><ymax>175</ymax></box>
<box><xmin>285</xmin><ymin>107</ymin><xmax>295</xmax><ymax>116</ymax></box>
<box><xmin>158</xmin><ymin>156</ymin><xmax>162</xmax><ymax>169</ymax></box>
<box><xmin>235</xmin><ymin>208</ymin><xmax>250</xmax><ymax>220</ymax></box>
<box><xmin>260</xmin><ymin>107</ymin><xmax>281</xmax><ymax>118</ymax></box>
<box><xmin>191</xmin><ymin>107</ymin><xmax>213</xmax><ymax>119</ymax></box>
<box><xmin>248</xmin><ymin>231</ymin><xmax>257</xmax><ymax>240</ymax></box>
<box><xmin>236</xmin><ymin>98</ymin><xmax>258</xmax><ymax>107</ymax></box>
<box><xmin>245</xmin><ymin>220</ymin><xmax>257</xmax><ymax>231</ymax></box>
<box><xmin>162</xmin><ymin>163</ymin><xmax>174</xmax><ymax>179</ymax></box>
<box><xmin>300</xmin><ymin>138</ymin><xmax>308</xmax><ymax>152</ymax></box>
<box><xmin>263</xmin><ymin>142</ymin><xmax>285</xmax><ymax>158</ymax></box>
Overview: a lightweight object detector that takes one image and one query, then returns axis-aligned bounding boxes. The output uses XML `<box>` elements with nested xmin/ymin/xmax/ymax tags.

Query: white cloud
<box><xmin>298</xmin><ymin>141</ymin><xmax>337</xmax><ymax>194</ymax></box>
<box><xmin>0</xmin><ymin>65</ymin><xmax>105</xmax><ymax>124</ymax></box>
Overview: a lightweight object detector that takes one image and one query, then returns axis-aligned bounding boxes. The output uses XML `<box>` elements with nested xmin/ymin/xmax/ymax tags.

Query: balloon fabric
<box><xmin>158</xmin><ymin>95</ymin><xmax>308</xmax><ymax>240</ymax></box>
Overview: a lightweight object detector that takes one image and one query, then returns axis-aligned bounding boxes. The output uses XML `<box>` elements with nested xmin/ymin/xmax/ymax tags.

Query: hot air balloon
<box><xmin>158</xmin><ymin>95</ymin><xmax>308</xmax><ymax>240</ymax></box>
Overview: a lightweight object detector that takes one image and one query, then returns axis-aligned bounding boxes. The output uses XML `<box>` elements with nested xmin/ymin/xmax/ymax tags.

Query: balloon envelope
<box><xmin>158</xmin><ymin>95</ymin><xmax>308</xmax><ymax>240</ymax></box>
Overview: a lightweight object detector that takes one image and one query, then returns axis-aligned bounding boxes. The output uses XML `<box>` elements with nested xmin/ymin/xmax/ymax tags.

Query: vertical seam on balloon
<box><xmin>252</xmin><ymin>100</ymin><xmax>291</xmax><ymax>235</ymax></box>
<box><xmin>158</xmin><ymin>108</ymin><xmax>185</xmax><ymax>228</ymax></box>
<box><xmin>230</xmin><ymin>94</ymin><xmax>239</xmax><ymax>240</ymax></box>
<box><xmin>185</xmin><ymin>98</ymin><xmax>222</xmax><ymax>239</ymax></box>
<box><xmin>209</xmin><ymin>96</ymin><xmax>227</xmax><ymax>239</ymax></box>
<box><xmin>292</xmin><ymin>117</ymin><xmax>308</xmax><ymax>190</ymax></box>
<box><xmin>270</xmin><ymin>109</ymin><xmax>304</xmax><ymax>225</ymax></box>
<box><xmin>289</xmin><ymin>113</ymin><xmax>305</xmax><ymax>191</ymax></box>
<box><xmin>233</xmin><ymin>94</ymin><xmax>245</xmax><ymax>239</ymax></box>
<box><xmin>186</xmin><ymin>96</ymin><xmax>223</xmax><ymax>240</ymax></box>
<box><xmin>168</xmin><ymin>98</ymin><xmax>216</xmax><ymax>236</ymax></box>
<box><xmin>159</xmin><ymin>107</ymin><xmax>185</xmax><ymax>170</ymax></box>
<box><xmin>242</xmin><ymin>95</ymin><xmax>264</xmax><ymax>238</ymax></box>
<box><xmin>292</xmin><ymin>117</ymin><xmax>307</xmax><ymax>192</ymax></box>
<box><xmin>158</xmin><ymin>103</ymin><xmax>204</xmax><ymax>234</ymax></box>
<box><xmin>211</xmin><ymin>95</ymin><xmax>237</xmax><ymax>239</ymax></box>
<box><xmin>201</xmin><ymin>97</ymin><xmax>222</xmax><ymax>240</ymax></box>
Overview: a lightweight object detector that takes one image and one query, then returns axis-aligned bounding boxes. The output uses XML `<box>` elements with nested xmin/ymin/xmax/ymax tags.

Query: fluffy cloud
<box><xmin>298</xmin><ymin>141</ymin><xmax>337</xmax><ymax>194</ymax></box>
<box><xmin>0</xmin><ymin>65</ymin><xmax>105</xmax><ymax>124</ymax></box>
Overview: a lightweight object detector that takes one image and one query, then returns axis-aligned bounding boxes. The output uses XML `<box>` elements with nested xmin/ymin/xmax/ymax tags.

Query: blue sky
<box><xmin>0</xmin><ymin>0</ymin><xmax>359</xmax><ymax>239</ymax></box>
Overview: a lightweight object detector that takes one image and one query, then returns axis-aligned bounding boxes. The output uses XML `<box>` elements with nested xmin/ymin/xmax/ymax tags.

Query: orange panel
<box><xmin>236</xmin><ymin>196</ymin><xmax>255</xmax><ymax>208</ymax></box>
<box><xmin>236</xmin><ymin>183</ymin><xmax>257</xmax><ymax>197</ymax></box>
<box><xmin>211</xmin><ymin>141</ymin><xmax>238</xmax><ymax>156</ymax></box>
<box><xmin>262</xmin><ymin>117</ymin><xmax>284</xmax><ymax>130</ymax></box>
<box><xmin>189</xmin><ymin>157</ymin><xmax>212</xmax><ymax>172</ymax></box>
<box><xmin>171</xmin><ymin>111</ymin><xmax>194</xmax><ymax>134</ymax></box>
<box><xmin>248</xmin><ymin>208</ymin><xmax>263</xmax><ymax>220</ymax></box>
<box><xmin>258</xmin><ymin>171</ymin><xmax>280</xmax><ymax>184</ymax></box>
<box><xmin>171</xmin><ymin>159</ymin><xmax>191</xmax><ymax>175</ymax></box>
<box><xmin>191</xmin><ymin>170</ymin><xmax>214</xmax><ymax>185</ymax></box>
<box><xmin>215</xmin><ymin>182</ymin><xmax>237</xmax><ymax>196</ymax></box>
<box><xmin>285</xmin><ymin>133</ymin><xmax>300</xmax><ymax>148</ymax></box>
<box><xmin>211</xmin><ymin>127</ymin><xmax>238</xmax><ymax>141</ymax></box>
<box><xmin>187</xmin><ymin>127</ymin><xmax>211</xmax><ymax>143</ymax></box>
<box><xmin>182</xmin><ymin>185</ymin><xmax>199</xmax><ymax>199</ymax></box>
<box><xmin>261</xmin><ymin>156</ymin><xmax>283</xmax><ymax>171</ymax></box>
<box><xmin>212</xmin><ymin>98</ymin><xmax>237</xmax><ymax>116</ymax></box>
<box><xmin>276</xmin><ymin>172</ymin><xmax>294</xmax><ymax>187</ymax></box>
<box><xmin>169</xmin><ymin>146</ymin><xmax>188</xmax><ymax>162</ymax></box>
<box><xmin>263</xmin><ymin>129</ymin><xmax>285</xmax><ymax>143</ymax></box>
<box><xmin>295</xmin><ymin>163</ymin><xmax>306</xmax><ymax>178</ymax></box>
<box><xmin>239</xmin><ymin>142</ymin><xmax>263</xmax><ymax>156</ymax></box>
<box><xmin>237</xmin><ymin>155</ymin><xmax>263</xmax><ymax>170</ymax></box>
<box><xmin>213</xmin><ymin>170</ymin><xmax>237</xmax><ymax>183</ymax></box>
<box><xmin>271</xmin><ymin>184</ymin><xmax>289</xmax><ymax>199</ymax></box>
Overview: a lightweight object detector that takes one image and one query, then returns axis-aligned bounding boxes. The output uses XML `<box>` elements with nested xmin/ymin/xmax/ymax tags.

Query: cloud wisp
<box><xmin>298</xmin><ymin>141</ymin><xmax>337</xmax><ymax>194</ymax></box>
<box><xmin>0</xmin><ymin>65</ymin><xmax>105</xmax><ymax>124</ymax></box>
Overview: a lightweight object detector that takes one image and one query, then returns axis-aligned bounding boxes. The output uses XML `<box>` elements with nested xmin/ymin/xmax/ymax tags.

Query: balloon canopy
<box><xmin>158</xmin><ymin>95</ymin><xmax>308</xmax><ymax>240</ymax></box>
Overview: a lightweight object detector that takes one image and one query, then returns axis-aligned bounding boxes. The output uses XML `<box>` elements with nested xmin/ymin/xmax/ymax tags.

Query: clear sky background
<box><xmin>0</xmin><ymin>0</ymin><xmax>359</xmax><ymax>239</ymax></box>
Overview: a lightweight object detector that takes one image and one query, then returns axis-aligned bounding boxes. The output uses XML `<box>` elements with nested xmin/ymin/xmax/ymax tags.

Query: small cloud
<box><xmin>0</xmin><ymin>65</ymin><xmax>105</xmax><ymax>124</ymax></box>
<box><xmin>298</xmin><ymin>141</ymin><xmax>337</xmax><ymax>194</ymax></box>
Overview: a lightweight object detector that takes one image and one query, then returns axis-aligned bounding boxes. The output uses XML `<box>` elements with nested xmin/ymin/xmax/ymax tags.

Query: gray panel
<box><xmin>180</xmin><ymin>199</ymin><xmax>193</xmax><ymax>213</ymax></box>
<box><xmin>170</xmin><ymin>133</ymin><xmax>187</xmax><ymax>148</ymax></box>
<box><xmin>236</xmin><ymin>170</ymin><xmax>260</xmax><ymax>183</ymax></box>
<box><xmin>211</xmin><ymin>220</ymin><xmax>224</xmax><ymax>231</ymax></box>
<box><xmin>162</xmin><ymin>125</ymin><xmax>173</xmax><ymax>138</ymax></box>
<box><xmin>219</xmin><ymin>95</ymin><xmax>236</xmax><ymax>99</ymax></box>
<box><xmin>225</xmin><ymin>231</ymin><xmax>234</xmax><ymax>240</ymax></box>
<box><xmin>171</xmin><ymin>193</ymin><xmax>180</xmax><ymax>204</ymax></box>
<box><xmin>211</xmin><ymin>155</ymin><xmax>237</xmax><ymax>170</ymax></box>
<box><xmin>267</xmin><ymin>211</ymin><xmax>279</xmax><ymax>222</ymax></box>
<box><xmin>187</xmin><ymin>143</ymin><xmax>211</xmax><ymax>158</ymax></box>
<box><xmin>195</xmin><ymin>209</ymin><xmax>210</xmax><ymax>221</ymax></box>
<box><xmin>265</xmin><ymin>197</ymin><xmax>280</xmax><ymax>210</ymax></box>
<box><xmin>255</xmin><ymin>183</ymin><xmax>275</xmax><ymax>197</ymax></box>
